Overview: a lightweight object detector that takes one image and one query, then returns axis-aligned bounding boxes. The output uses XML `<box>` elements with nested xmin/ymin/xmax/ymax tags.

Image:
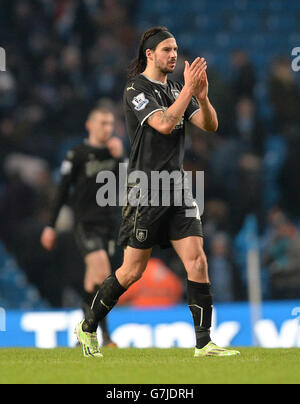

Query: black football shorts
<box><xmin>74</xmin><ymin>222</ymin><xmax>116</xmax><ymax>258</ymax></box>
<box><xmin>118</xmin><ymin>186</ymin><xmax>203</xmax><ymax>250</ymax></box>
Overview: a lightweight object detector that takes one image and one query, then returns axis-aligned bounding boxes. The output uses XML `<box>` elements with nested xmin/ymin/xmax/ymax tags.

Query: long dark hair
<box><xmin>128</xmin><ymin>26</ymin><xmax>169</xmax><ymax>78</ymax></box>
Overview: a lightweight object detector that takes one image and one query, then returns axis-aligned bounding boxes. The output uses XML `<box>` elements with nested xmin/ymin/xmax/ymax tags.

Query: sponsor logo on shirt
<box><xmin>85</xmin><ymin>159</ymin><xmax>116</xmax><ymax>177</ymax></box>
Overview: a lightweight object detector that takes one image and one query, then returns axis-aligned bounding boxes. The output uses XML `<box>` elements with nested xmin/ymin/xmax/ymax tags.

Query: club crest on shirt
<box><xmin>136</xmin><ymin>228</ymin><xmax>148</xmax><ymax>243</ymax></box>
<box><xmin>132</xmin><ymin>93</ymin><xmax>149</xmax><ymax>111</ymax></box>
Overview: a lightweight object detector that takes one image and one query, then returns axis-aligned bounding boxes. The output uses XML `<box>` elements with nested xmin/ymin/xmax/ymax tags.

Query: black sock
<box><xmin>187</xmin><ymin>280</ymin><xmax>213</xmax><ymax>349</ymax></box>
<box><xmin>82</xmin><ymin>291</ymin><xmax>111</xmax><ymax>341</ymax></box>
<box><xmin>82</xmin><ymin>290</ymin><xmax>96</xmax><ymax>312</ymax></box>
<box><xmin>82</xmin><ymin>274</ymin><xmax>126</xmax><ymax>333</ymax></box>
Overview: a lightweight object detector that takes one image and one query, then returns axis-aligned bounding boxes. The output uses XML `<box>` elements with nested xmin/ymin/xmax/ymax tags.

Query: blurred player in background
<box><xmin>41</xmin><ymin>106</ymin><xmax>124</xmax><ymax>347</ymax></box>
<box><xmin>75</xmin><ymin>27</ymin><xmax>240</xmax><ymax>358</ymax></box>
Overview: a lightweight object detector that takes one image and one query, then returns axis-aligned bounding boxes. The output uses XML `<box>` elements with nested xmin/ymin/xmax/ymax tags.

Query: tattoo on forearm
<box><xmin>149</xmin><ymin>111</ymin><xmax>180</xmax><ymax>125</ymax></box>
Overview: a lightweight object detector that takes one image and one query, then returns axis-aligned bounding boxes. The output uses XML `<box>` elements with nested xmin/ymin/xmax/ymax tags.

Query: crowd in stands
<box><xmin>1</xmin><ymin>0</ymin><xmax>300</xmax><ymax>307</ymax></box>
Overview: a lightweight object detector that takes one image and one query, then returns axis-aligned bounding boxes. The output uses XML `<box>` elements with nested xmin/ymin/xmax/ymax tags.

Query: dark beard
<box><xmin>160</xmin><ymin>66</ymin><xmax>174</xmax><ymax>74</ymax></box>
<box><xmin>155</xmin><ymin>58</ymin><xmax>175</xmax><ymax>75</ymax></box>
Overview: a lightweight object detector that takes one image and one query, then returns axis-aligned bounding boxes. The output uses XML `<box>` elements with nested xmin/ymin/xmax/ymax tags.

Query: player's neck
<box><xmin>142</xmin><ymin>67</ymin><xmax>168</xmax><ymax>85</ymax></box>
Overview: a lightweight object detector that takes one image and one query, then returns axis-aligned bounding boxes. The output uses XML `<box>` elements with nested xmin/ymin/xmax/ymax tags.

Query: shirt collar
<box><xmin>141</xmin><ymin>73</ymin><xmax>168</xmax><ymax>86</ymax></box>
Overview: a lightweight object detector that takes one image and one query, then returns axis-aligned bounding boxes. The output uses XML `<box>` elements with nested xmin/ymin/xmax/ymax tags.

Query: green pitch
<box><xmin>0</xmin><ymin>348</ymin><xmax>299</xmax><ymax>384</ymax></box>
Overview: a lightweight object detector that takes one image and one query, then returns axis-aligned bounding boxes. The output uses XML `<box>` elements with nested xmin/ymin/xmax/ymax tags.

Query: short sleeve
<box><xmin>185</xmin><ymin>96</ymin><xmax>201</xmax><ymax>121</ymax></box>
<box><xmin>125</xmin><ymin>81</ymin><xmax>164</xmax><ymax>126</ymax></box>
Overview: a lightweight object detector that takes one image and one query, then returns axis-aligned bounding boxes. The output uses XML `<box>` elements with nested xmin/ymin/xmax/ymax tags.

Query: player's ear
<box><xmin>145</xmin><ymin>49</ymin><xmax>154</xmax><ymax>62</ymax></box>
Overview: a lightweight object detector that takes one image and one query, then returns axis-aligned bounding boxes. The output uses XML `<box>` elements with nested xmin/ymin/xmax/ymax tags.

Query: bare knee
<box><xmin>116</xmin><ymin>262</ymin><xmax>146</xmax><ymax>288</ymax></box>
<box><xmin>115</xmin><ymin>247</ymin><xmax>152</xmax><ymax>289</ymax></box>
<box><xmin>127</xmin><ymin>268</ymin><xmax>143</xmax><ymax>286</ymax></box>
<box><xmin>185</xmin><ymin>252</ymin><xmax>209</xmax><ymax>283</ymax></box>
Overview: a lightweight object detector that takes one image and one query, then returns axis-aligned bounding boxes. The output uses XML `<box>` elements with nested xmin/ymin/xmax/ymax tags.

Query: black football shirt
<box><xmin>49</xmin><ymin>141</ymin><xmax>122</xmax><ymax>228</ymax></box>
<box><xmin>124</xmin><ymin>74</ymin><xmax>200</xmax><ymax>190</ymax></box>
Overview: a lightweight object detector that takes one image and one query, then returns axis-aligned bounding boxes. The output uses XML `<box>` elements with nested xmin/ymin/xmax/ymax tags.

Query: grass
<box><xmin>0</xmin><ymin>348</ymin><xmax>299</xmax><ymax>384</ymax></box>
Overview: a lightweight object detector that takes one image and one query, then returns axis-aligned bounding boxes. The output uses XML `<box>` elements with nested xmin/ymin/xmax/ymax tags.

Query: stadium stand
<box><xmin>0</xmin><ymin>242</ymin><xmax>48</xmax><ymax>309</ymax></box>
<box><xmin>1</xmin><ymin>0</ymin><xmax>300</xmax><ymax>306</ymax></box>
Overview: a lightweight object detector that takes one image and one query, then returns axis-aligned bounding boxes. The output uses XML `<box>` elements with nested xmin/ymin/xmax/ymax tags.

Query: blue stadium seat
<box><xmin>263</xmin><ymin>135</ymin><xmax>288</xmax><ymax>210</ymax></box>
<box><xmin>229</xmin><ymin>15</ymin><xmax>261</xmax><ymax>32</ymax></box>
<box><xmin>194</xmin><ymin>15</ymin><xmax>225</xmax><ymax>32</ymax></box>
<box><xmin>0</xmin><ymin>242</ymin><xmax>49</xmax><ymax>309</ymax></box>
<box><xmin>266</xmin><ymin>14</ymin><xmax>296</xmax><ymax>32</ymax></box>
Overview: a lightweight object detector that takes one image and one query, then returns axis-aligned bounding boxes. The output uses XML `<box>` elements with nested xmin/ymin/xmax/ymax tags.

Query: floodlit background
<box><xmin>0</xmin><ymin>0</ymin><xmax>300</xmax><ymax>348</ymax></box>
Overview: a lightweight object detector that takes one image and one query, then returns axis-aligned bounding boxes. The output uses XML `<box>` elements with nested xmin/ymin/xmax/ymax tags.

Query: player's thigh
<box><xmin>171</xmin><ymin>236</ymin><xmax>209</xmax><ymax>282</ymax></box>
<box><xmin>74</xmin><ymin>222</ymin><xmax>110</xmax><ymax>259</ymax></box>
